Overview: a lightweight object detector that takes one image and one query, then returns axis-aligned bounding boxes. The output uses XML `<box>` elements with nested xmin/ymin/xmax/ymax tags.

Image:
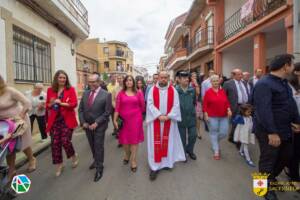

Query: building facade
<box><xmin>132</xmin><ymin>66</ymin><xmax>149</xmax><ymax>80</ymax></box>
<box><xmin>164</xmin><ymin>0</ymin><xmax>215</xmax><ymax>79</ymax></box>
<box><xmin>212</xmin><ymin>0</ymin><xmax>295</xmax><ymax>76</ymax></box>
<box><xmin>77</xmin><ymin>39</ymin><xmax>134</xmax><ymax>78</ymax></box>
<box><xmin>163</xmin><ymin>0</ymin><xmax>299</xmax><ymax>79</ymax></box>
<box><xmin>0</xmin><ymin>0</ymin><xmax>89</xmax><ymax>91</ymax></box>
<box><xmin>76</xmin><ymin>52</ymin><xmax>98</xmax><ymax>96</ymax></box>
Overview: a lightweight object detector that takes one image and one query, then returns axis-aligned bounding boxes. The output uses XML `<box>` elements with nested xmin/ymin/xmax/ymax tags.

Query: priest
<box><xmin>146</xmin><ymin>71</ymin><xmax>186</xmax><ymax>181</ymax></box>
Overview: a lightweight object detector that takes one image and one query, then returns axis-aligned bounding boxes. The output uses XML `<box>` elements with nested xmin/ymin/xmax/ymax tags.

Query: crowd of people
<box><xmin>0</xmin><ymin>53</ymin><xmax>300</xmax><ymax>200</ymax></box>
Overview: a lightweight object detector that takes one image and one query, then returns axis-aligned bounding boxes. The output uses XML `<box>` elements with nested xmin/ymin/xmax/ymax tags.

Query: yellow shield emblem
<box><xmin>252</xmin><ymin>173</ymin><xmax>269</xmax><ymax>197</ymax></box>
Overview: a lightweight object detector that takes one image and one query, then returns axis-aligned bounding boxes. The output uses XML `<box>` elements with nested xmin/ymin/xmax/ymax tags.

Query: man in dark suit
<box><xmin>249</xmin><ymin>68</ymin><xmax>264</xmax><ymax>88</ymax></box>
<box><xmin>242</xmin><ymin>71</ymin><xmax>252</xmax><ymax>97</ymax></box>
<box><xmin>223</xmin><ymin>68</ymin><xmax>249</xmax><ymax>145</ymax></box>
<box><xmin>78</xmin><ymin>73</ymin><xmax>112</xmax><ymax>182</ymax></box>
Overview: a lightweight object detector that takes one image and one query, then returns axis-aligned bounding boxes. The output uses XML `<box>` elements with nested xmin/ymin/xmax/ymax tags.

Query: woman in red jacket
<box><xmin>46</xmin><ymin>70</ymin><xmax>79</xmax><ymax>176</ymax></box>
<box><xmin>203</xmin><ymin>75</ymin><xmax>232</xmax><ymax>160</ymax></box>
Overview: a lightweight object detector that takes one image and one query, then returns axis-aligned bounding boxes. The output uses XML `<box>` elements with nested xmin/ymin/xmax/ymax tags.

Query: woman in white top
<box><xmin>25</xmin><ymin>83</ymin><xmax>47</xmax><ymax>141</ymax></box>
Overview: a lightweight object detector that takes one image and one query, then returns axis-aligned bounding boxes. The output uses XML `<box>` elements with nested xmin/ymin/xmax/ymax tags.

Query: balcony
<box><xmin>19</xmin><ymin>0</ymin><xmax>90</xmax><ymax>39</ymax></box>
<box><xmin>187</xmin><ymin>26</ymin><xmax>214</xmax><ymax>60</ymax></box>
<box><xmin>217</xmin><ymin>0</ymin><xmax>287</xmax><ymax>44</ymax></box>
<box><xmin>166</xmin><ymin>48</ymin><xmax>188</xmax><ymax>70</ymax></box>
<box><xmin>109</xmin><ymin>50</ymin><xmax>126</xmax><ymax>60</ymax></box>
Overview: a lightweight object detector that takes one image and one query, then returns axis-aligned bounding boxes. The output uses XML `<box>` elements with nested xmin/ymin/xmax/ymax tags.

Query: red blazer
<box><xmin>46</xmin><ymin>86</ymin><xmax>78</xmax><ymax>132</ymax></box>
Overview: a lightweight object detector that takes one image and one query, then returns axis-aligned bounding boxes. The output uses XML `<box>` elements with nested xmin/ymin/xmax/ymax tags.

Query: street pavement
<box><xmin>17</xmin><ymin>122</ymin><xmax>300</xmax><ymax>200</ymax></box>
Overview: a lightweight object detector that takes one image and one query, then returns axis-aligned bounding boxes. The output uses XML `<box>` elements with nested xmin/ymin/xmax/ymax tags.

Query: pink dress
<box><xmin>116</xmin><ymin>91</ymin><xmax>145</xmax><ymax>144</ymax></box>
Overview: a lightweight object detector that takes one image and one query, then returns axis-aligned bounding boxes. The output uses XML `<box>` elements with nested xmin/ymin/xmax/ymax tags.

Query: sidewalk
<box><xmin>15</xmin><ymin>134</ymin><xmax>50</xmax><ymax>168</ymax></box>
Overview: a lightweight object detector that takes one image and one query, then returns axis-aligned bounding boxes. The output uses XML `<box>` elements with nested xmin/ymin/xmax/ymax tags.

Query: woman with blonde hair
<box><xmin>0</xmin><ymin>75</ymin><xmax>36</xmax><ymax>180</ymax></box>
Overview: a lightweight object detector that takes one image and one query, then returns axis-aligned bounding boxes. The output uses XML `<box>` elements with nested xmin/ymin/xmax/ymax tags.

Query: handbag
<box><xmin>117</xmin><ymin>117</ymin><xmax>123</xmax><ymax>131</ymax></box>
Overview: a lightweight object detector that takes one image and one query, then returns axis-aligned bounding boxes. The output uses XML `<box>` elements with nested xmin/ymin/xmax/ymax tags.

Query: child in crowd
<box><xmin>233</xmin><ymin>104</ymin><xmax>256</xmax><ymax>167</ymax></box>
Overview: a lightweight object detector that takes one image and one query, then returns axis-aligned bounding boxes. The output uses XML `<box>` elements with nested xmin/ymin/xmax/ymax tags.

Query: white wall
<box><xmin>0</xmin><ymin>17</ymin><xmax>6</xmax><ymax>81</ymax></box>
<box><xmin>0</xmin><ymin>0</ymin><xmax>77</xmax><ymax>86</ymax></box>
<box><xmin>266</xmin><ymin>30</ymin><xmax>287</xmax><ymax>64</ymax></box>
<box><xmin>222</xmin><ymin>37</ymin><xmax>253</xmax><ymax>77</ymax></box>
<box><xmin>222</xmin><ymin>50</ymin><xmax>253</xmax><ymax>77</ymax></box>
<box><xmin>224</xmin><ymin>0</ymin><xmax>247</xmax><ymax>20</ymax></box>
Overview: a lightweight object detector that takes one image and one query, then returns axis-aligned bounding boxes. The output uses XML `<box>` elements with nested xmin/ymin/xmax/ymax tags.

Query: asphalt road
<box><xmin>16</xmin><ymin>122</ymin><xmax>300</xmax><ymax>200</ymax></box>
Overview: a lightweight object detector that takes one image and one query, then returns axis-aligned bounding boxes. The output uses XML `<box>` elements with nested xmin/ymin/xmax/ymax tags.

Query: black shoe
<box><xmin>197</xmin><ymin>136</ymin><xmax>202</xmax><ymax>140</ymax></box>
<box><xmin>123</xmin><ymin>159</ymin><xmax>129</xmax><ymax>165</ymax></box>
<box><xmin>94</xmin><ymin>170</ymin><xmax>103</xmax><ymax>182</ymax></box>
<box><xmin>149</xmin><ymin>170</ymin><xmax>158</xmax><ymax>181</ymax></box>
<box><xmin>117</xmin><ymin>144</ymin><xmax>123</xmax><ymax>148</ymax></box>
<box><xmin>264</xmin><ymin>191</ymin><xmax>278</xmax><ymax>200</ymax></box>
<box><xmin>235</xmin><ymin>142</ymin><xmax>241</xmax><ymax>150</ymax></box>
<box><xmin>228</xmin><ymin>138</ymin><xmax>235</xmax><ymax>144</ymax></box>
<box><xmin>187</xmin><ymin>152</ymin><xmax>197</xmax><ymax>160</ymax></box>
<box><xmin>89</xmin><ymin>162</ymin><xmax>95</xmax><ymax>170</ymax></box>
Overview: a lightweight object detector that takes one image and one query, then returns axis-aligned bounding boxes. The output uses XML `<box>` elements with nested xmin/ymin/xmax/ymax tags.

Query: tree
<box><xmin>102</xmin><ymin>72</ymin><xmax>109</xmax><ymax>82</ymax></box>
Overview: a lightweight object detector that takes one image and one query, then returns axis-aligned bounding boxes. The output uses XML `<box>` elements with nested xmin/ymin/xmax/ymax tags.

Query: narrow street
<box><xmin>17</xmin><ymin>123</ymin><xmax>300</xmax><ymax>200</ymax></box>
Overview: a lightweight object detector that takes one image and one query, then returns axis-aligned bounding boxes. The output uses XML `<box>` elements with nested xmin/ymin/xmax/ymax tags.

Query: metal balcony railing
<box><xmin>165</xmin><ymin>48</ymin><xmax>188</xmax><ymax>67</ymax></box>
<box><xmin>188</xmin><ymin>26</ymin><xmax>214</xmax><ymax>55</ymax></box>
<box><xmin>58</xmin><ymin>0</ymin><xmax>89</xmax><ymax>32</ymax></box>
<box><xmin>217</xmin><ymin>0</ymin><xmax>286</xmax><ymax>44</ymax></box>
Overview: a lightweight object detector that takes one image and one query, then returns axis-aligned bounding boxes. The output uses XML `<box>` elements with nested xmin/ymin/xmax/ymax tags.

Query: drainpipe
<box><xmin>294</xmin><ymin>0</ymin><xmax>300</xmax><ymax>62</ymax></box>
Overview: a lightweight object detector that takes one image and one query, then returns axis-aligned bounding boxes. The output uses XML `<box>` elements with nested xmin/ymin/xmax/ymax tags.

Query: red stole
<box><xmin>153</xmin><ymin>85</ymin><xmax>174</xmax><ymax>163</ymax></box>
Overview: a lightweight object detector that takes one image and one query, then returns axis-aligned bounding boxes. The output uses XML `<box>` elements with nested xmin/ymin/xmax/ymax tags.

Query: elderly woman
<box><xmin>203</xmin><ymin>75</ymin><xmax>232</xmax><ymax>160</ymax></box>
<box><xmin>25</xmin><ymin>83</ymin><xmax>47</xmax><ymax>141</ymax></box>
<box><xmin>0</xmin><ymin>75</ymin><xmax>36</xmax><ymax>180</ymax></box>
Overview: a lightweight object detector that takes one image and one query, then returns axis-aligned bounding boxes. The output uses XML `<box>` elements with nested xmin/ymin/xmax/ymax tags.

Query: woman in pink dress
<box><xmin>113</xmin><ymin>75</ymin><xmax>145</xmax><ymax>173</ymax></box>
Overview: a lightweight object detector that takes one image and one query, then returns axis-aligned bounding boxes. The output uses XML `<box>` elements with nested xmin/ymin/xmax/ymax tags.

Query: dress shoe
<box><xmin>187</xmin><ymin>152</ymin><xmax>197</xmax><ymax>160</ymax></box>
<box><xmin>117</xmin><ymin>144</ymin><xmax>123</xmax><ymax>148</ymax></box>
<box><xmin>94</xmin><ymin>171</ymin><xmax>103</xmax><ymax>182</ymax></box>
<box><xmin>149</xmin><ymin>170</ymin><xmax>158</xmax><ymax>181</ymax></box>
<box><xmin>264</xmin><ymin>191</ymin><xmax>278</xmax><ymax>200</ymax></box>
<box><xmin>89</xmin><ymin>162</ymin><xmax>95</xmax><ymax>170</ymax></box>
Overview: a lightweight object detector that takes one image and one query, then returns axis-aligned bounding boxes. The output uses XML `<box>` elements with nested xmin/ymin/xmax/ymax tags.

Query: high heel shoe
<box><xmin>131</xmin><ymin>166</ymin><xmax>137</xmax><ymax>173</ymax></box>
<box><xmin>55</xmin><ymin>165</ymin><xmax>64</xmax><ymax>177</ymax></box>
<box><xmin>27</xmin><ymin>157</ymin><xmax>37</xmax><ymax>173</ymax></box>
<box><xmin>72</xmin><ymin>154</ymin><xmax>79</xmax><ymax>168</ymax></box>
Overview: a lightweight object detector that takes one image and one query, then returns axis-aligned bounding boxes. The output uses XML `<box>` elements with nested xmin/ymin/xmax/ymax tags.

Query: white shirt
<box><xmin>25</xmin><ymin>90</ymin><xmax>46</xmax><ymax>116</ymax></box>
<box><xmin>253</xmin><ymin>76</ymin><xmax>259</xmax><ymax>86</ymax></box>
<box><xmin>234</xmin><ymin>80</ymin><xmax>248</xmax><ymax>104</ymax></box>
<box><xmin>201</xmin><ymin>78</ymin><xmax>212</xmax><ymax>100</ymax></box>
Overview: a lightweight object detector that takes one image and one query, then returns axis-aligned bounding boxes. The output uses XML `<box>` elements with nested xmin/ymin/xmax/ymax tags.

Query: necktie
<box><xmin>88</xmin><ymin>91</ymin><xmax>95</xmax><ymax>107</ymax></box>
<box><xmin>238</xmin><ymin>81</ymin><xmax>247</xmax><ymax>103</ymax></box>
<box><xmin>243</xmin><ymin>81</ymin><xmax>250</xmax><ymax>97</ymax></box>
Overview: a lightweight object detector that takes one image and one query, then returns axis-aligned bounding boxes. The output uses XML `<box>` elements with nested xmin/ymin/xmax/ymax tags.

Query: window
<box><xmin>103</xmin><ymin>47</ymin><xmax>109</xmax><ymax>55</ymax></box>
<box><xmin>116</xmin><ymin>61</ymin><xmax>124</xmax><ymax>72</ymax></box>
<box><xmin>13</xmin><ymin>26</ymin><xmax>52</xmax><ymax>83</ymax></box>
<box><xmin>195</xmin><ymin>28</ymin><xmax>202</xmax><ymax>45</ymax></box>
<box><xmin>104</xmin><ymin>61</ymin><xmax>109</xmax><ymax>69</ymax></box>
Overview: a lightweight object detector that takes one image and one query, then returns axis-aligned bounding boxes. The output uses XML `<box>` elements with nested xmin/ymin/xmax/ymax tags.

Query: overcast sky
<box><xmin>81</xmin><ymin>0</ymin><xmax>193</xmax><ymax>74</ymax></box>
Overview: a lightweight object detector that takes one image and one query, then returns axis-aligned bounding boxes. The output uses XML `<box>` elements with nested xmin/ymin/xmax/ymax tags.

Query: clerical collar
<box><xmin>156</xmin><ymin>83</ymin><xmax>169</xmax><ymax>90</ymax></box>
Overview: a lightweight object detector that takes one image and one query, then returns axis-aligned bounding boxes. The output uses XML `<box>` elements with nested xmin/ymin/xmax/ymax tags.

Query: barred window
<box><xmin>13</xmin><ymin>26</ymin><xmax>52</xmax><ymax>83</ymax></box>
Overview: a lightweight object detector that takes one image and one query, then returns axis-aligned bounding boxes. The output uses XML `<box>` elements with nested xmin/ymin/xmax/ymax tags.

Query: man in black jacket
<box><xmin>253</xmin><ymin>54</ymin><xmax>300</xmax><ymax>200</ymax></box>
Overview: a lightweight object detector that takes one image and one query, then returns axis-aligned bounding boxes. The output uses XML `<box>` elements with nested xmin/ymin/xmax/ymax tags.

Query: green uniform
<box><xmin>176</xmin><ymin>85</ymin><xmax>197</xmax><ymax>154</ymax></box>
